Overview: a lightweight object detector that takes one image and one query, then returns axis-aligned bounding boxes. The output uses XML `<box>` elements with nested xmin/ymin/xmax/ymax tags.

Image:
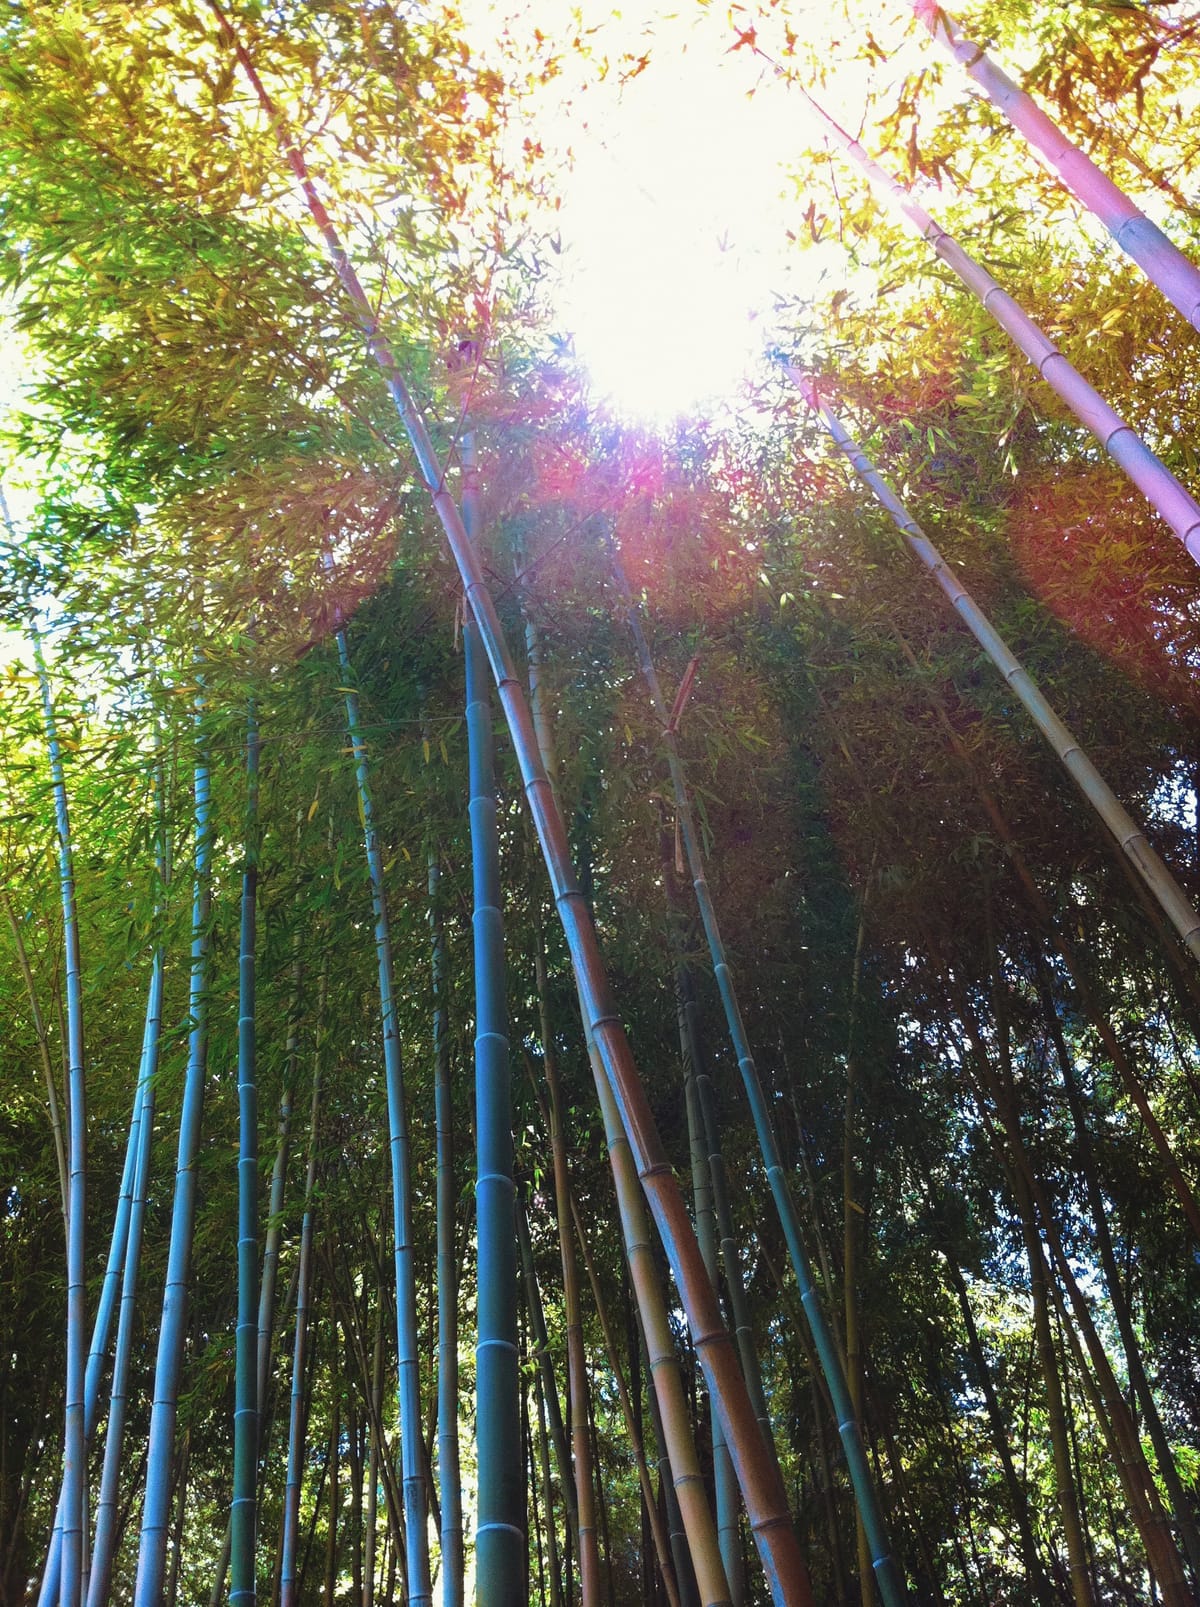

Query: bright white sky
<box><xmin>469</xmin><ymin>0</ymin><xmax>901</xmax><ymax>422</ymax></box>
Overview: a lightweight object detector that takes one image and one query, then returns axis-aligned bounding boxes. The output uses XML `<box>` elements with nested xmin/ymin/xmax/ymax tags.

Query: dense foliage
<box><xmin>4</xmin><ymin>1</ymin><xmax>1200</xmax><ymax>1604</ymax></box>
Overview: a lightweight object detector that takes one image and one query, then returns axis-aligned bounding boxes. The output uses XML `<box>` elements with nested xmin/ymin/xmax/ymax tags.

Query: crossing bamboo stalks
<box><xmin>683</xmin><ymin>1006</ymin><xmax>745</xmax><ymax>1607</ymax></box>
<box><xmin>280</xmin><ymin>970</ymin><xmax>325</xmax><ymax>1607</ymax></box>
<box><xmin>462</xmin><ymin>432</ymin><xmax>525</xmax><ymax>1607</ymax></box>
<box><xmin>610</xmin><ymin>542</ymin><xmax>903</xmax><ymax>1606</ymax></box>
<box><xmin>212</xmin><ymin>13</ymin><xmax>813</xmax><ymax>1599</ymax></box>
<box><xmin>134</xmin><ymin>700</ymin><xmax>212</xmax><ymax>1607</ymax></box>
<box><xmin>522</xmin><ymin>1050</ymin><xmax>683</xmax><ymax>1607</ymax></box>
<box><xmin>336</xmin><ymin>631</ymin><xmax>432</xmax><ymax>1607</ymax></box>
<box><xmin>428</xmin><ymin>850</ymin><xmax>463</xmax><ymax>1607</ymax></box>
<box><xmin>794</xmin><ymin>88</ymin><xmax>1200</xmax><ymax>568</ymax></box>
<box><xmin>88</xmin><ymin>753</ymin><xmax>168</xmax><ymax>1607</ymax></box>
<box><xmin>232</xmin><ymin>705</ymin><xmax>261</xmax><ymax>1607</ymax></box>
<box><xmin>88</xmin><ymin>949</ymin><xmax>163</xmax><ymax>1607</ymax></box>
<box><xmin>515</xmin><ymin>629</ymin><xmax>730</xmax><ymax>1607</ymax></box>
<box><xmin>42</xmin><ymin>1045</ymin><xmax>146</xmax><ymax>1607</ymax></box>
<box><xmin>890</xmin><ymin>624</ymin><xmax>1200</xmax><ymax>1242</ymax></box>
<box><xmin>914</xmin><ymin>0</ymin><xmax>1200</xmax><ymax>331</ymax></box>
<box><xmin>798</xmin><ymin>383</ymin><xmax>1200</xmax><ymax>966</ymax></box>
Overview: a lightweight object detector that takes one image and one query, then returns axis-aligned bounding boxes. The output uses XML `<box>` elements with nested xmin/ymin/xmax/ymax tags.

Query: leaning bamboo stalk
<box><xmin>533</xmin><ymin>927</ymin><xmax>602</xmax><ymax>1607</ymax></box>
<box><xmin>794</xmin><ymin>89</ymin><xmax>1200</xmax><ymax>568</ymax></box>
<box><xmin>797</xmin><ymin>382</ymin><xmax>1200</xmax><ymax>964</ymax></box>
<box><xmin>515</xmin><ymin>661</ymin><xmax>728</xmax><ymax>1607</ymax></box>
<box><xmin>462</xmin><ymin>432</ymin><xmax>525</xmax><ymax>1607</ymax></box>
<box><xmin>889</xmin><ymin>624</ymin><xmax>1200</xmax><ymax>1240</ymax></box>
<box><xmin>612</xmin><ymin>547</ymin><xmax>902</xmax><ymax>1606</ymax></box>
<box><xmin>915</xmin><ymin>1</ymin><xmax>1200</xmax><ymax>331</ymax></box>
<box><xmin>523</xmin><ymin>1054</ymin><xmax>683</xmax><ymax>1607</ymax></box>
<box><xmin>683</xmin><ymin>1012</ymin><xmax>745</xmax><ymax>1607</ymax></box>
<box><xmin>336</xmin><ymin>631</ymin><xmax>432</xmax><ymax>1607</ymax></box>
<box><xmin>211</xmin><ymin>15</ymin><xmax>811</xmax><ymax>1599</ymax></box>
<box><xmin>135</xmin><ymin>698</ymin><xmax>213</xmax><ymax>1607</ymax></box>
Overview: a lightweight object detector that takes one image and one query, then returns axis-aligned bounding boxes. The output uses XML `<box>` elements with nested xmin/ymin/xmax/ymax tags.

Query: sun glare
<box><xmin>468</xmin><ymin>0</ymin><xmax>864</xmax><ymax>421</ymax></box>
<box><xmin>552</xmin><ymin>16</ymin><xmax>825</xmax><ymax>422</ymax></box>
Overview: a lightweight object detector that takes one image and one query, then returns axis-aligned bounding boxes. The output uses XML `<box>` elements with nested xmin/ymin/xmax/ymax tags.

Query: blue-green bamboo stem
<box><xmin>81</xmin><ymin>748</ymin><xmax>167</xmax><ymax>1607</ymax></box>
<box><xmin>428</xmin><ymin>850</ymin><xmax>464</xmax><ymax>1607</ymax></box>
<box><xmin>463</xmin><ymin>432</ymin><xmax>524</xmax><ymax>1607</ymax></box>
<box><xmin>30</xmin><ymin>623</ymin><xmax>87</xmax><ymax>1607</ymax></box>
<box><xmin>232</xmin><ymin>706</ymin><xmax>261</xmax><ymax>1606</ymax></box>
<box><xmin>41</xmin><ymin>1057</ymin><xmax>141</xmax><ymax>1607</ymax></box>
<box><xmin>211</xmin><ymin>32</ymin><xmax>810</xmax><ymax>1597</ymax></box>
<box><xmin>88</xmin><ymin>932</ymin><xmax>163</xmax><ymax>1607</ymax></box>
<box><xmin>135</xmin><ymin>701</ymin><xmax>213</xmax><ymax>1607</ymax></box>
<box><xmin>609</xmin><ymin>545</ymin><xmax>905</xmax><ymax>1606</ymax></box>
<box><xmin>279</xmin><ymin>967</ymin><xmax>325</xmax><ymax>1607</ymax></box>
<box><xmin>336</xmin><ymin>631</ymin><xmax>432</xmax><ymax>1607</ymax></box>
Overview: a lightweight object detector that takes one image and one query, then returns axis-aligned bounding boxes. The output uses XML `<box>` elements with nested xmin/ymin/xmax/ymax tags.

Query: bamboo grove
<box><xmin>4</xmin><ymin>1</ymin><xmax>1200</xmax><ymax>1604</ymax></box>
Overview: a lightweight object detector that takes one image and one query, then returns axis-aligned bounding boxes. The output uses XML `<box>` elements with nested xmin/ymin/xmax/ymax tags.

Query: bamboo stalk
<box><xmin>534</xmin><ymin>930</ymin><xmax>601</xmax><ymax>1607</ymax></box>
<box><xmin>336</xmin><ymin>632</ymin><xmax>432</xmax><ymax>1607</ymax></box>
<box><xmin>798</xmin><ymin>384</ymin><xmax>1200</xmax><ymax>964</ymax></box>
<box><xmin>232</xmin><ymin>705</ymin><xmax>261</xmax><ymax>1607</ymax></box>
<box><xmin>428</xmin><ymin>849</ymin><xmax>464</xmax><ymax>1607</ymax></box>
<box><xmin>462</xmin><ymin>433</ymin><xmax>525</xmax><ymax>1607</ymax></box>
<box><xmin>279</xmin><ymin>970</ymin><xmax>326</xmax><ymax>1607</ymax></box>
<box><xmin>916</xmin><ymin>1</ymin><xmax>1200</xmax><ymax>330</ymax></box>
<box><xmin>211</xmin><ymin>18</ymin><xmax>813</xmax><ymax>1596</ymax></box>
<box><xmin>134</xmin><ymin>700</ymin><xmax>212</xmax><ymax>1607</ymax></box>
<box><xmin>794</xmin><ymin>89</ymin><xmax>1200</xmax><ymax>568</ymax></box>
<box><xmin>612</xmin><ymin>544</ymin><xmax>900</xmax><ymax>1605</ymax></box>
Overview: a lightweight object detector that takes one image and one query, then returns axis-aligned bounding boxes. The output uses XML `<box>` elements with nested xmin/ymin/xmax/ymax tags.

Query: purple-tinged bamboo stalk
<box><xmin>795</xmin><ymin>88</ymin><xmax>1200</xmax><ymax>569</ymax></box>
<box><xmin>210</xmin><ymin>12</ymin><xmax>813</xmax><ymax>1600</ymax></box>
<box><xmin>915</xmin><ymin>1</ymin><xmax>1200</xmax><ymax>331</ymax></box>
<box><xmin>796</xmin><ymin>376</ymin><xmax>1200</xmax><ymax>966</ymax></box>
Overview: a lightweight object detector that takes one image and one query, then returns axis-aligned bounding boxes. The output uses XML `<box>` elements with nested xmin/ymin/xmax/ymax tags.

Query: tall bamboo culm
<box><xmin>336</xmin><ymin>631</ymin><xmax>432</xmax><ymax>1607</ymax></box>
<box><xmin>428</xmin><ymin>850</ymin><xmax>464</xmax><ymax>1607</ymax></box>
<box><xmin>212</xmin><ymin>20</ymin><xmax>813</xmax><ymax>1598</ymax></box>
<box><xmin>462</xmin><ymin>431</ymin><xmax>525</xmax><ymax>1607</ymax></box>
<box><xmin>279</xmin><ymin>966</ymin><xmax>326</xmax><ymax>1607</ymax></box>
<box><xmin>796</xmin><ymin>381</ymin><xmax>1200</xmax><ymax>968</ymax></box>
<box><xmin>134</xmin><ymin>700</ymin><xmax>213</xmax><ymax>1607</ymax></box>
<box><xmin>611</xmin><ymin>543</ymin><xmax>904</xmax><ymax>1607</ymax></box>
<box><xmin>915</xmin><ymin>0</ymin><xmax>1200</xmax><ymax>331</ymax></box>
<box><xmin>793</xmin><ymin>86</ymin><xmax>1200</xmax><ymax>569</ymax></box>
<box><xmin>231</xmin><ymin>706</ymin><xmax>261</xmax><ymax>1607</ymax></box>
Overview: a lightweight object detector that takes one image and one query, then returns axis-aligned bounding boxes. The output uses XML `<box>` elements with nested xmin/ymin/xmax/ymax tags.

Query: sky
<box><xmin>466</xmin><ymin>0</ymin><xmax>898</xmax><ymax>422</ymax></box>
